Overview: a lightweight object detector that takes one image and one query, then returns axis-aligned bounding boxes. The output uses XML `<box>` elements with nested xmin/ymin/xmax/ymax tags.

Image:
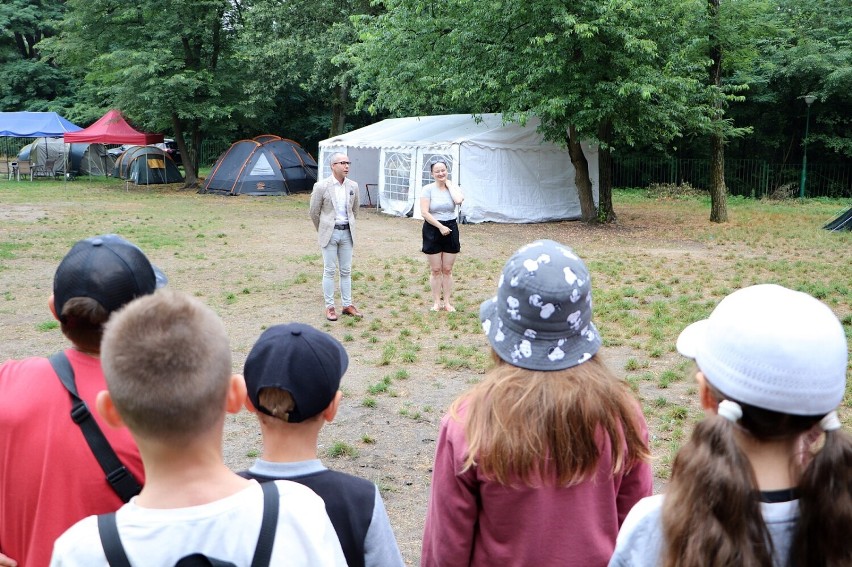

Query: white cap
<box><xmin>676</xmin><ymin>284</ymin><xmax>847</xmax><ymax>415</ymax></box>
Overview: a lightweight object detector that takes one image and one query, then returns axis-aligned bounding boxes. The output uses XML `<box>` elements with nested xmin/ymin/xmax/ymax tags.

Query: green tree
<box><xmin>700</xmin><ymin>0</ymin><xmax>774</xmax><ymax>222</ymax></box>
<box><xmin>752</xmin><ymin>1</ymin><xmax>852</xmax><ymax>160</ymax></box>
<box><xmin>240</xmin><ymin>0</ymin><xmax>380</xmax><ymax>139</ymax></box>
<box><xmin>353</xmin><ymin>0</ymin><xmax>711</xmax><ymax>223</ymax></box>
<box><xmin>0</xmin><ymin>0</ymin><xmax>75</xmax><ymax>111</ymax></box>
<box><xmin>707</xmin><ymin>0</ymin><xmax>729</xmax><ymax>222</ymax></box>
<box><xmin>40</xmin><ymin>0</ymin><xmax>255</xmax><ymax>187</ymax></box>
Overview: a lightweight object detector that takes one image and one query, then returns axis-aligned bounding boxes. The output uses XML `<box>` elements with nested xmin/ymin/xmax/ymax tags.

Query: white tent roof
<box><xmin>321</xmin><ymin>113</ymin><xmax>548</xmax><ymax>151</ymax></box>
<box><xmin>319</xmin><ymin>113</ymin><xmax>598</xmax><ymax>224</ymax></box>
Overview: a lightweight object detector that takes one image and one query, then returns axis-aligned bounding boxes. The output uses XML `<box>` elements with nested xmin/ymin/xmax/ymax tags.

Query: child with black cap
<box><xmin>241</xmin><ymin>322</ymin><xmax>405</xmax><ymax>567</ymax></box>
<box><xmin>0</xmin><ymin>234</ymin><xmax>165</xmax><ymax>567</ymax></box>
<box><xmin>50</xmin><ymin>290</ymin><xmax>346</xmax><ymax>566</ymax></box>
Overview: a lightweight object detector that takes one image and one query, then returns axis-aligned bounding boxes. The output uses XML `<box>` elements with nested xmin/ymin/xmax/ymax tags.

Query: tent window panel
<box><xmin>147</xmin><ymin>158</ymin><xmax>165</xmax><ymax>169</ymax></box>
<box><xmin>383</xmin><ymin>152</ymin><xmax>412</xmax><ymax>202</ymax></box>
<box><xmin>421</xmin><ymin>154</ymin><xmax>454</xmax><ymax>188</ymax></box>
<box><xmin>320</xmin><ymin>149</ymin><xmax>344</xmax><ymax>179</ymax></box>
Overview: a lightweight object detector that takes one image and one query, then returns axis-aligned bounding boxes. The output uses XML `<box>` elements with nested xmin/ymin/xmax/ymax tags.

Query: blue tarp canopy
<box><xmin>0</xmin><ymin>112</ymin><xmax>82</xmax><ymax>137</ymax></box>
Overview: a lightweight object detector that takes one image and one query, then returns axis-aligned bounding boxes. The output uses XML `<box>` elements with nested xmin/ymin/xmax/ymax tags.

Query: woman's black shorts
<box><xmin>422</xmin><ymin>219</ymin><xmax>461</xmax><ymax>254</ymax></box>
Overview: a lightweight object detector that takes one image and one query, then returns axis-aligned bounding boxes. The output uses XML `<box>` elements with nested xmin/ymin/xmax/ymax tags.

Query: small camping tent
<box><xmin>112</xmin><ymin>146</ymin><xmax>183</xmax><ymax>184</ymax></box>
<box><xmin>317</xmin><ymin>113</ymin><xmax>599</xmax><ymax>223</ymax></box>
<box><xmin>823</xmin><ymin>207</ymin><xmax>852</xmax><ymax>232</ymax></box>
<box><xmin>198</xmin><ymin>136</ymin><xmax>318</xmax><ymax>196</ymax></box>
<box><xmin>17</xmin><ymin>138</ymin><xmax>115</xmax><ymax>176</ymax></box>
<box><xmin>63</xmin><ymin>110</ymin><xmax>166</xmax><ymax>183</ymax></box>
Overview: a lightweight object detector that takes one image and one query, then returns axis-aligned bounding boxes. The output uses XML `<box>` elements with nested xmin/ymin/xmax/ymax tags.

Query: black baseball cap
<box><xmin>244</xmin><ymin>323</ymin><xmax>348</xmax><ymax>423</ymax></box>
<box><xmin>53</xmin><ymin>234</ymin><xmax>167</xmax><ymax>321</ymax></box>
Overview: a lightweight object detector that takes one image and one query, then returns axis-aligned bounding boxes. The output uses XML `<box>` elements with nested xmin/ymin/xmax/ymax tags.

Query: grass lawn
<box><xmin>1</xmin><ymin>177</ymin><xmax>849</xmax><ymax>562</ymax></box>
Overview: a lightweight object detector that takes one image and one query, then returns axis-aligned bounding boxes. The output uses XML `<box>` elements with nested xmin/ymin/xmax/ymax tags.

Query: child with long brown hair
<box><xmin>421</xmin><ymin>239</ymin><xmax>653</xmax><ymax>566</ymax></box>
<box><xmin>610</xmin><ymin>284</ymin><xmax>852</xmax><ymax>567</ymax></box>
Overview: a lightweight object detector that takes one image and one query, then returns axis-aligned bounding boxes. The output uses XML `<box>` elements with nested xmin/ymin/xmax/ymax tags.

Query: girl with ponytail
<box><xmin>610</xmin><ymin>284</ymin><xmax>852</xmax><ymax>567</ymax></box>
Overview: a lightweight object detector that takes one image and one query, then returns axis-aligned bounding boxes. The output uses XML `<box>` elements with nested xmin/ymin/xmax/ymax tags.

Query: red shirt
<box><xmin>0</xmin><ymin>349</ymin><xmax>144</xmax><ymax>567</ymax></box>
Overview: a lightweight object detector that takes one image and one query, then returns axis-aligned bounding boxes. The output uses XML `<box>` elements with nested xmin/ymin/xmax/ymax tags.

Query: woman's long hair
<box><xmin>661</xmin><ymin>382</ymin><xmax>852</xmax><ymax>567</ymax></box>
<box><xmin>451</xmin><ymin>351</ymin><xmax>650</xmax><ymax>486</ymax></box>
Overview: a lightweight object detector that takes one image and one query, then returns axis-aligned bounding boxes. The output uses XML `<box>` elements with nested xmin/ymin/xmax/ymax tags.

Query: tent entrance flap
<box><xmin>379</xmin><ymin>150</ymin><xmax>416</xmax><ymax>216</ymax></box>
<box><xmin>250</xmin><ymin>154</ymin><xmax>275</xmax><ymax>176</ymax></box>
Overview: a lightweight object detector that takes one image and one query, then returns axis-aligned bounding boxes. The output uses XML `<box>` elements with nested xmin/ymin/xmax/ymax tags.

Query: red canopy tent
<box><xmin>63</xmin><ymin>109</ymin><xmax>163</xmax><ymax>145</ymax></box>
<box><xmin>61</xmin><ymin>110</ymin><xmax>166</xmax><ymax>185</ymax></box>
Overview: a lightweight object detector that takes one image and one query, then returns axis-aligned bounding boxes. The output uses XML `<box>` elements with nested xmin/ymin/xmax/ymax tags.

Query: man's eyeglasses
<box><xmin>333</xmin><ymin>161</ymin><xmax>351</xmax><ymax>166</ymax></box>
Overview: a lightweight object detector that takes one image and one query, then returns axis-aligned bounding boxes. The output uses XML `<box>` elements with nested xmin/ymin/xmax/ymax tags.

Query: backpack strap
<box><xmin>251</xmin><ymin>481</ymin><xmax>280</xmax><ymax>567</ymax></box>
<box><xmin>96</xmin><ymin>482</ymin><xmax>280</xmax><ymax>567</ymax></box>
<box><xmin>49</xmin><ymin>351</ymin><xmax>142</xmax><ymax>503</ymax></box>
<box><xmin>98</xmin><ymin>513</ymin><xmax>132</xmax><ymax>567</ymax></box>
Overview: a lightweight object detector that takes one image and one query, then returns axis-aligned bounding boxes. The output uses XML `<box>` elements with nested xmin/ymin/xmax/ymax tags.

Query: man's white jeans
<box><xmin>322</xmin><ymin>227</ymin><xmax>353</xmax><ymax>308</ymax></box>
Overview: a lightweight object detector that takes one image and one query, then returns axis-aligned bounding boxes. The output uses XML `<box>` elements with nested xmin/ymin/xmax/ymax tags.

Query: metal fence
<box><xmin>6</xmin><ymin>136</ymin><xmax>851</xmax><ymax>198</ymax></box>
<box><xmin>612</xmin><ymin>156</ymin><xmax>852</xmax><ymax>198</ymax></box>
<box><xmin>196</xmin><ymin>140</ymin><xmax>230</xmax><ymax>166</ymax></box>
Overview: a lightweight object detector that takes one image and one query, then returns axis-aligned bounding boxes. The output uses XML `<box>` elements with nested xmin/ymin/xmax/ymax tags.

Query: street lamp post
<box><xmin>799</xmin><ymin>95</ymin><xmax>816</xmax><ymax>198</ymax></box>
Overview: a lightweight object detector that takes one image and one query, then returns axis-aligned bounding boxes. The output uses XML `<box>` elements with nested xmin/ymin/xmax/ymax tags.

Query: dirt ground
<box><xmin>0</xmin><ymin>191</ymin><xmax>789</xmax><ymax>565</ymax></box>
<box><xmin>205</xmin><ymin>196</ymin><xmax>692</xmax><ymax>564</ymax></box>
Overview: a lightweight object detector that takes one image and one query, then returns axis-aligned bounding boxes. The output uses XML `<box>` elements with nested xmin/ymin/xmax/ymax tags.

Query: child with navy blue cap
<box><xmin>50</xmin><ymin>291</ymin><xmax>345</xmax><ymax>566</ymax></box>
<box><xmin>241</xmin><ymin>323</ymin><xmax>404</xmax><ymax>567</ymax></box>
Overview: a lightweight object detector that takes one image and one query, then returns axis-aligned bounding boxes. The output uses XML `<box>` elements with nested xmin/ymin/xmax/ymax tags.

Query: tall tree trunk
<box><xmin>172</xmin><ymin>113</ymin><xmax>198</xmax><ymax>189</ymax></box>
<box><xmin>708</xmin><ymin>0</ymin><xmax>728</xmax><ymax>223</ymax></box>
<box><xmin>597</xmin><ymin>120</ymin><xmax>616</xmax><ymax>223</ymax></box>
<box><xmin>710</xmin><ymin>132</ymin><xmax>727</xmax><ymax>222</ymax></box>
<box><xmin>566</xmin><ymin>125</ymin><xmax>596</xmax><ymax>223</ymax></box>
<box><xmin>329</xmin><ymin>84</ymin><xmax>348</xmax><ymax>137</ymax></box>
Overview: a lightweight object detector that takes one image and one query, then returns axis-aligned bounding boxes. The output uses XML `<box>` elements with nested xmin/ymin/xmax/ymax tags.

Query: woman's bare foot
<box><xmin>431</xmin><ymin>302</ymin><xmax>443</xmax><ymax>312</ymax></box>
<box><xmin>444</xmin><ymin>304</ymin><xmax>456</xmax><ymax>313</ymax></box>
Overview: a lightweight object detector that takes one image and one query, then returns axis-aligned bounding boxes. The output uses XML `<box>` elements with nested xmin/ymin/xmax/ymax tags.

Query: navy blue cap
<box><xmin>244</xmin><ymin>323</ymin><xmax>348</xmax><ymax>422</ymax></box>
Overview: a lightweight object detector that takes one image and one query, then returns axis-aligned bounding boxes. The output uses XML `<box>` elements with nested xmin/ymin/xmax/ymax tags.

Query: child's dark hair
<box><xmin>59</xmin><ymin>297</ymin><xmax>111</xmax><ymax>353</ymax></box>
<box><xmin>661</xmin><ymin>382</ymin><xmax>852</xmax><ymax>567</ymax></box>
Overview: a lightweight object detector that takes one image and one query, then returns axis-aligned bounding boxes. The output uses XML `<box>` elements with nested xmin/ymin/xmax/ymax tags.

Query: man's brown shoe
<box><xmin>326</xmin><ymin>306</ymin><xmax>338</xmax><ymax>321</ymax></box>
<box><xmin>342</xmin><ymin>305</ymin><xmax>363</xmax><ymax>318</ymax></box>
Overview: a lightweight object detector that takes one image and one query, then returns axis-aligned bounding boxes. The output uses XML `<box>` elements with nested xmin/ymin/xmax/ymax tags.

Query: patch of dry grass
<box><xmin>1</xmin><ymin>178</ymin><xmax>849</xmax><ymax>563</ymax></box>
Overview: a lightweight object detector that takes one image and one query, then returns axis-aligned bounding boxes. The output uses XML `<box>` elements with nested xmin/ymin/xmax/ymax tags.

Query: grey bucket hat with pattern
<box><xmin>480</xmin><ymin>239</ymin><xmax>601</xmax><ymax>371</ymax></box>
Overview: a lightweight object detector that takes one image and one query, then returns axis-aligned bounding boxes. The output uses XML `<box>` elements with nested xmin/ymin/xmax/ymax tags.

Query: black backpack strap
<box><xmin>98</xmin><ymin>513</ymin><xmax>133</xmax><ymax>567</ymax></box>
<box><xmin>251</xmin><ymin>481</ymin><xmax>280</xmax><ymax>567</ymax></box>
<box><xmin>95</xmin><ymin>482</ymin><xmax>279</xmax><ymax>566</ymax></box>
<box><xmin>49</xmin><ymin>351</ymin><xmax>142</xmax><ymax>503</ymax></box>
<box><xmin>176</xmin><ymin>555</ymin><xmax>235</xmax><ymax>566</ymax></box>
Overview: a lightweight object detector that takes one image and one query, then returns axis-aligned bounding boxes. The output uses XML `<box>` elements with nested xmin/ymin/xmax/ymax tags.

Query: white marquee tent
<box><xmin>317</xmin><ymin>113</ymin><xmax>598</xmax><ymax>223</ymax></box>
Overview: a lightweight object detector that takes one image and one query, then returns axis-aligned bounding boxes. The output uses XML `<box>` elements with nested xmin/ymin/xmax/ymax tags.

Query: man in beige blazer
<box><xmin>309</xmin><ymin>153</ymin><xmax>362</xmax><ymax>321</ymax></box>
